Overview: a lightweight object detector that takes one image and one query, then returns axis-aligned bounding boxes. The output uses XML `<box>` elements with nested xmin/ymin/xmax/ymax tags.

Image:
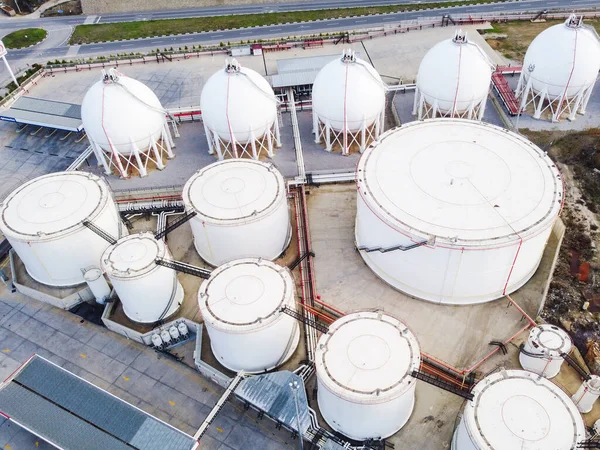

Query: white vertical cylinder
<box><xmin>519</xmin><ymin>324</ymin><xmax>572</xmax><ymax>379</ymax></box>
<box><xmin>83</xmin><ymin>268</ymin><xmax>111</xmax><ymax>304</ymax></box>
<box><xmin>572</xmin><ymin>375</ymin><xmax>600</xmax><ymax>413</ymax></box>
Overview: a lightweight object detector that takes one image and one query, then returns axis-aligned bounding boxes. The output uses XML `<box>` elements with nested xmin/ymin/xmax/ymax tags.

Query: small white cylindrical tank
<box><xmin>83</xmin><ymin>268</ymin><xmax>111</xmax><ymax>304</ymax></box>
<box><xmin>198</xmin><ymin>258</ymin><xmax>299</xmax><ymax>373</ymax></box>
<box><xmin>414</xmin><ymin>30</ymin><xmax>493</xmax><ymax>120</ymax></box>
<box><xmin>356</xmin><ymin>120</ymin><xmax>563</xmax><ymax>304</ymax></box>
<box><xmin>519</xmin><ymin>324</ymin><xmax>572</xmax><ymax>378</ymax></box>
<box><xmin>572</xmin><ymin>375</ymin><xmax>600</xmax><ymax>413</ymax></box>
<box><xmin>183</xmin><ymin>159</ymin><xmax>290</xmax><ymax>266</ymax></box>
<box><xmin>0</xmin><ymin>171</ymin><xmax>123</xmax><ymax>287</ymax></box>
<box><xmin>101</xmin><ymin>232</ymin><xmax>183</xmax><ymax>323</ymax></box>
<box><xmin>452</xmin><ymin>369</ymin><xmax>586</xmax><ymax>450</ymax></box>
<box><xmin>315</xmin><ymin>311</ymin><xmax>420</xmax><ymax>440</ymax></box>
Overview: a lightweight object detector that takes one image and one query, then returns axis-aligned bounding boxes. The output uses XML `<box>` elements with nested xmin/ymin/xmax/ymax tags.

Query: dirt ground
<box><xmin>483</xmin><ymin>19</ymin><xmax>600</xmax><ymax>62</ymax></box>
<box><xmin>521</xmin><ymin>129</ymin><xmax>600</xmax><ymax>372</ymax></box>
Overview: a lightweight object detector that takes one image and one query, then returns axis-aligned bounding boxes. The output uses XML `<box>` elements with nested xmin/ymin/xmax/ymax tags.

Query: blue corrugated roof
<box><xmin>0</xmin><ymin>355</ymin><xmax>197</xmax><ymax>450</ymax></box>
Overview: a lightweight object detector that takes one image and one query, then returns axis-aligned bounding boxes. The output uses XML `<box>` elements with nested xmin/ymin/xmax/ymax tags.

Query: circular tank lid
<box><xmin>529</xmin><ymin>324</ymin><xmax>572</xmax><ymax>356</ymax></box>
<box><xmin>464</xmin><ymin>369</ymin><xmax>585</xmax><ymax>449</ymax></box>
<box><xmin>315</xmin><ymin>311</ymin><xmax>420</xmax><ymax>404</ymax></box>
<box><xmin>198</xmin><ymin>258</ymin><xmax>293</xmax><ymax>332</ymax></box>
<box><xmin>102</xmin><ymin>232</ymin><xmax>165</xmax><ymax>279</ymax></box>
<box><xmin>0</xmin><ymin>171</ymin><xmax>109</xmax><ymax>240</ymax></box>
<box><xmin>357</xmin><ymin>120</ymin><xmax>563</xmax><ymax>247</ymax></box>
<box><xmin>182</xmin><ymin>160</ymin><xmax>285</xmax><ymax>225</ymax></box>
<box><xmin>84</xmin><ymin>268</ymin><xmax>103</xmax><ymax>282</ymax></box>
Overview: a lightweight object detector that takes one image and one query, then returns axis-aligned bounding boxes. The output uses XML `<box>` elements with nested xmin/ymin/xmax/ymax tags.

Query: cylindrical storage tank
<box><xmin>83</xmin><ymin>268</ymin><xmax>111</xmax><ymax>304</ymax></box>
<box><xmin>0</xmin><ymin>171</ymin><xmax>123</xmax><ymax>287</ymax></box>
<box><xmin>315</xmin><ymin>311</ymin><xmax>420</xmax><ymax>440</ymax></box>
<box><xmin>312</xmin><ymin>49</ymin><xmax>385</xmax><ymax>154</ymax></box>
<box><xmin>101</xmin><ymin>232</ymin><xmax>183</xmax><ymax>323</ymax></box>
<box><xmin>356</xmin><ymin>120</ymin><xmax>563</xmax><ymax>304</ymax></box>
<box><xmin>414</xmin><ymin>30</ymin><xmax>493</xmax><ymax>120</ymax></box>
<box><xmin>198</xmin><ymin>258</ymin><xmax>299</xmax><ymax>373</ymax></box>
<box><xmin>81</xmin><ymin>70</ymin><xmax>167</xmax><ymax>156</ymax></box>
<box><xmin>572</xmin><ymin>375</ymin><xmax>600</xmax><ymax>413</ymax></box>
<box><xmin>452</xmin><ymin>369</ymin><xmax>586</xmax><ymax>450</ymax></box>
<box><xmin>183</xmin><ymin>159</ymin><xmax>290</xmax><ymax>266</ymax></box>
<box><xmin>571</xmin><ymin>375</ymin><xmax>600</xmax><ymax>414</ymax></box>
<box><xmin>200</xmin><ymin>59</ymin><xmax>279</xmax><ymax>159</ymax></box>
<box><xmin>520</xmin><ymin>15</ymin><xmax>600</xmax><ymax>101</ymax></box>
<box><xmin>519</xmin><ymin>324</ymin><xmax>572</xmax><ymax>378</ymax></box>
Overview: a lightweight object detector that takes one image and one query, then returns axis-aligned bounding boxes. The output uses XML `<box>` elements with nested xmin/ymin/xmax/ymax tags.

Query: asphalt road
<box><xmin>0</xmin><ymin>0</ymin><xmax>599</xmax><ymax>84</ymax></box>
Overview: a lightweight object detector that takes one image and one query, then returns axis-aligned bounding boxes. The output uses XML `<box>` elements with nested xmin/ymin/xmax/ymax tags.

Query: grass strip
<box><xmin>3</xmin><ymin>28</ymin><xmax>47</xmax><ymax>49</ymax></box>
<box><xmin>70</xmin><ymin>0</ymin><xmax>510</xmax><ymax>45</ymax></box>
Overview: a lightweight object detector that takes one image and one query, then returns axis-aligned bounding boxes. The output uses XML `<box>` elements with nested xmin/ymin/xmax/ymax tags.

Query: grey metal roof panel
<box><xmin>0</xmin><ymin>96</ymin><xmax>83</xmax><ymax>131</ymax></box>
<box><xmin>0</xmin><ymin>356</ymin><xmax>197</xmax><ymax>450</ymax></box>
<box><xmin>12</xmin><ymin>97</ymin><xmax>82</xmax><ymax>119</ymax></box>
<box><xmin>276</xmin><ymin>54</ymin><xmax>339</xmax><ymax>73</ymax></box>
<box><xmin>271</xmin><ymin>70</ymin><xmax>322</xmax><ymax>88</ymax></box>
<box><xmin>0</xmin><ymin>383</ymin><xmax>132</xmax><ymax>450</ymax></box>
<box><xmin>235</xmin><ymin>370</ymin><xmax>311</xmax><ymax>434</ymax></box>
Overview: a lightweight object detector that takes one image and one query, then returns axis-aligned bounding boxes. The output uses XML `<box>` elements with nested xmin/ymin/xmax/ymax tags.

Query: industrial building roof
<box><xmin>0</xmin><ymin>96</ymin><xmax>83</xmax><ymax>132</ymax></box>
<box><xmin>0</xmin><ymin>355</ymin><xmax>198</xmax><ymax>450</ymax></box>
<box><xmin>271</xmin><ymin>54</ymin><xmax>360</xmax><ymax>88</ymax></box>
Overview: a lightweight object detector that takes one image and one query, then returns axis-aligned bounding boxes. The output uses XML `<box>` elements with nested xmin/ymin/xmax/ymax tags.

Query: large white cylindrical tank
<box><xmin>312</xmin><ymin>50</ymin><xmax>385</xmax><ymax>132</ymax></box>
<box><xmin>572</xmin><ymin>375</ymin><xmax>600</xmax><ymax>414</ymax></box>
<box><xmin>198</xmin><ymin>258</ymin><xmax>299</xmax><ymax>373</ymax></box>
<box><xmin>356</xmin><ymin>120</ymin><xmax>563</xmax><ymax>305</ymax></box>
<box><xmin>519</xmin><ymin>324</ymin><xmax>572</xmax><ymax>378</ymax></box>
<box><xmin>101</xmin><ymin>232</ymin><xmax>183</xmax><ymax>323</ymax></box>
<box><xmin>81</xmin><ymin>71</ymin><xmax>167</xmax><ymax>155</ymax></box>
<box><xmin>521</xmin><ymin>16</ymin><xmax>600</xmax><ymax>101</ymax></box>
<box><xmin>182</xmin><ymin>159</ymin><xmax>290</xmax><ymax>266</ymax></box>
<box><xmin>452</xmin><ymin>369</ymin><xmax>586</xmax><ymax>450</ymax></box>
<box><xmin>315</xmin><ymin>311</ymin><xmax>420</xmax><ymax>440</ymax></box>
<box><xmin>415</xmin><ymin>31</ymin><xmax>492</xmax><ymax>117</ymax></box>
<box><xmin>83</xmin><ymin>267</ymin><xmax>111</xmax><ymax>304</ymax></box>
<box><xmin>0</xmin><ymin>171</ymin><xmax>123</xmax><ymax>287</ymax></box>
<box><xmin>200</xmin><ymin>59</ymin><xmax>277</xmax><ymax>144</ymax></box>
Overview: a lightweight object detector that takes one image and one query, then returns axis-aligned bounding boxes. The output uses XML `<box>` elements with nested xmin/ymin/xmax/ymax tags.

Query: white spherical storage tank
<box><xmin>200</xmin><ymin>59</ymin><xmax>280</xmax><ymax>160</ymax></box>
<box><xmin>356</xmin><ymin>119</ymin><xmax>563</xmax><ymax>305</ymax></box>
<box><xmin>182</xmin><ymin>159</ymin><xmax>290</xmax><ymax>267</ymax></box>
<box><xmin>414</xmin><ymin>30</ymin><xmax>493</xmax><ymax>120</ymax></box>
<box><xmin>452</xmin><ymin>369</ymin><xmax>586</xmax><ymax>450</ymax></box>
<box><xmin>516</xmin><ymin>14</ymin><xmax>600</xmax><ymax>122</ymax></box>
<box><xmin>315</xmin><ymin>311</ymin><xmax>420</xmax><ymax>440</ymax></box>
<box><xmin>312</xmin><ymin>49</ymin><xmax>385</xmax><ymax>155</ymax></box>
<box><xmin>101</xmin><ymin>232</ymin><xmax>183</xmax><ymax>323</ymax></box>
<box><xmin>519</xmin><ymin>324</ymin><xmax>572</xmax><ymax>378</ymax></box>
<box><xmin>0</xmin><ymin>171</ymin><xmax>123</xmax><ymax>287</ymax></box>
<box><xmin>81</xmin><ymin>68</ymin><xmax>175</xmax><ymax>178</ymax></box>
<box><xmin>198</xmin><ymin>258</ymin><xmax>299</xmax><ymax>373</ymax></box>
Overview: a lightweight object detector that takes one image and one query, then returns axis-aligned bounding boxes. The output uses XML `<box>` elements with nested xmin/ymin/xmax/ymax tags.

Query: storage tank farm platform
<box><xmin>1</xmin><ymin>18</ymin><xmax>600</xmax><ymax>450</ymax></box>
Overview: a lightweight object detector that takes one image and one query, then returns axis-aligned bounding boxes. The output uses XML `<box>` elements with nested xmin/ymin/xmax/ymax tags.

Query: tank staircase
<box><xmin>357</xmin><ymin>240</ymin><xmax>427</xmax><ymax>253</ymax></box>
<box><xmin>82</xmin><ymin>221</ymin><xmax>118</xmax><ymax>245</ymax></box>
<box><xmin>154</xmin><ymin>210</ymin><xmax>197</xmax><ymax>240</ymax></box>
<box><xmin>193</xmin><ymin>371</ymin><xmax>246</xmax><ymax>440</ymax></box>
<box><xmin>578</xmin><ymin>440</ymin><xmax>600</xmax><ymax>448</ymax></box>
<box><xmin>491</xmin><ymin>67</ymin><xmax>522</xmax><ymax>116</ymax></box>
<box><xmin>281</xmin><ymin>306</ymin><xmax>330</xmax><ymax>334</ymax></box>
<box><xmin>155</xmin><ymin>258</ymin><xmax>212</xmax><ymax>279</ymax></box>
<box><xmin>411</xmin><ymin>370</ymin><xmax>474</xmax><ymax>401</ymax></box>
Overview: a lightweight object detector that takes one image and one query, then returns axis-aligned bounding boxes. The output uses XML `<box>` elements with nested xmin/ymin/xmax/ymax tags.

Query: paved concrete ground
<box><xmin>0</xmin><ymin>121</ymin><xmax>87</xmax><ymax>200</ymax></box>
<box><xmin>0</xmin><ymin>290</ymin><xmax>297</xmax><ymax>450</ymax></box>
